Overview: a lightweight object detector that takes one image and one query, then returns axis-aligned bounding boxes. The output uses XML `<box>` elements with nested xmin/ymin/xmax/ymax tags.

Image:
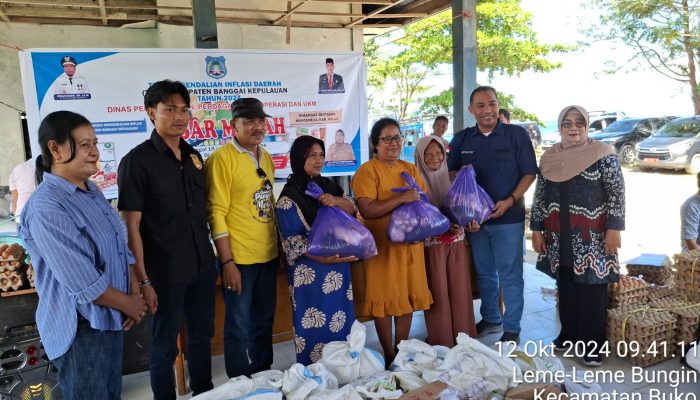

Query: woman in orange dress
<box><xmin>351</xmin><ymin>117</ymin><xmax>433</xmax><ymax>367</ymax></box>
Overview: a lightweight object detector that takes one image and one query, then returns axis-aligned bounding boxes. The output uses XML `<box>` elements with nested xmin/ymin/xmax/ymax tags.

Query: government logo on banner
<box><xmin>205</xmin><ymin>56</ymin><xmax>227</xmax><ymax>79</ymax></box>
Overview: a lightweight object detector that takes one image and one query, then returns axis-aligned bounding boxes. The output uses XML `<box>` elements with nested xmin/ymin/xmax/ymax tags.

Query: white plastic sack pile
<box><xmin>282</xmin><ymin>362</ymin><xmax>339</xmax><ymax>400</ymax></box>
<box><xmin>391</xmin><ymin>370</ymin><xmax>427</xmax><ymax>392</ymax></box>
<box><xmin>191</xmin><ymin>370</ymin><xmax>283</xmax><ymax>400</ymax></box>
<box><xmin>509</xmin><ymin>350</ymin><xmax>565</xmax><ymax>380</ymax></box>
<box><xmin>320</xmin><ymin>321</ymin><xmax>385</xmax><ymax>384</ymax></box>
<box><xmin>348</xmin><ymin>369</ymin><xmax>426</xmax><ymax>399</ymax></box>
<box><xmin>392</xmin><ymin>338</ymin><xmax>449</xmax><ymax>378</ymax></box>
<box><xmin>507</xmin><ymin>347</ymin><xmax>600</xmax><ymax>395</ymax></box>
<box><xmin>350</xmin><ymin>371</ymin><xmax>403</xmax><ymax>399</ymax></box>
<box><xmin>563</xmin><ymin>370</ymin><xmax>602</xmax><ymax>395</ymax></box>
<box><xmin>438</xmin><ymin>387</ymin><xmax>505</xmax><ymax>400</ymax></box>
<box><xmin>429</xmin><ymin>333</ymin><xmax>522</xmax><ymax>399</ymax></box>
<box><xmin>307</xmin><ymin>384</ymin><xmax>364</xmax><ymax>400</ymax></box>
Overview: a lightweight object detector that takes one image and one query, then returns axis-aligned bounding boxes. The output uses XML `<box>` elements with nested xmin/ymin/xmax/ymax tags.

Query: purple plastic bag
<box><xmin>442</xmin><ymin>165</ymin><xmax>495</xmax><ymax>225</ymax></box>
<box><xmin>388</xmin><ymin>172</ymin><xmax>451</xmax><ymax>243</ymax></box>
<box><xmin>305</xmin><ymin>181</ymin><xmax>377</xmax><ymax>259</ymax></box>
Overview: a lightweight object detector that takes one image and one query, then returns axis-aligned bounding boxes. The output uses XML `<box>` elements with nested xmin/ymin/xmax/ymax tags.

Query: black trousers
<box><xmin>150</xmin><ymin>268</ymin><xmax>218</xmax><ymax>400</ymax></box>
<box><xmin>557</xmin><ymin>266</ymin><xmax>609</xmax><ymax>355</ymax></box>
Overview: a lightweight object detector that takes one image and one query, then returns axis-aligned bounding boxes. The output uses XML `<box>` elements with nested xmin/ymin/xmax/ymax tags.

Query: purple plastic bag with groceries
<box><xmin>305</xmin><ymin>181</ymin><xmax>377</xmax><ymax>259</ymax></box>
<box><xmin>442</xmin><ymin>165</ymin><xmax>495</xmax><ymax>225</ymax></box>
<box><xmin>388</xmin><ymin>172</ymin><xmax>451</xmax><ymax>243</ymax></box>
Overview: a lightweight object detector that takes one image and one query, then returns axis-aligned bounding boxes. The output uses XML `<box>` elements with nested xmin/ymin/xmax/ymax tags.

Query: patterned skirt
<box><xmin>287</xmin><ymin>257</ymin><xmax>355</xmax><ymax>365</ymax></box>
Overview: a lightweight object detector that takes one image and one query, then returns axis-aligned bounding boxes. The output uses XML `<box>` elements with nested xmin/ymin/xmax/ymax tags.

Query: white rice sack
<box><xmin>307</xmin><ymin>384</ymin><xmax>364</xmax><ymax>400</ymax></box>
<box><xmin>391</xmin><ymin>370</ymin><xmax>427</xmax><ymax>392</ymax></box>
<box><xmin>282</xmin><ymin>362</ymin><xmax>339</xmax><ymax>400</ymax></box>
<box><xmin>191</xmin><ymin>370</ymin><xmax>284</xmax><ymax>400</ymax></box>
<box><xmin>392</xmin><ymin>339</ymin><xmax>440</xmax><ymax>373</ymax></box>
<box><xmin>320</xmin><ymin>321</ymin><xmax>385</xmax><ymax>384</ymax></box>
<box><xmin>351</xmin><ymin>371</ymin><xmax>403</xmax><ymax>399</ymax></box>
<box><xmin>432</xmin><ymin>333</ymin><xmax>521</xmax><ymax>398</ymax></box>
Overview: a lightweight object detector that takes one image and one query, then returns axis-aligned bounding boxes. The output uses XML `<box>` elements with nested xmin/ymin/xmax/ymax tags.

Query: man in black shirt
<box><xmin>118</xmin><ymin>80</ymin><xmax>216</xmax><ymax>400</ymax></box>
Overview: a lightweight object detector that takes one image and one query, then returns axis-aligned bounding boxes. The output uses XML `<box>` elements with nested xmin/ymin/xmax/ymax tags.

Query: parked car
<box><xmin>589</xmin><ymin>117</ymin><xmax>676</xmax><ymax>165</ymax></box>
<box><xmin>541</xmin><ymin>111</ymin><xmax>628</xmax><ymax>151</ymax></box>
<box><xmin>399</xmin><ymin>122</ymin><xmax>425</xmax><ymax>163</ymax></box>
<box><xmin>635</xmin><ymin>116</ymin><xmax>700</xmax><ymax>174</ymax></box>
<box><xmin>588</xmin><ymin>111</ymin><xmax>628</xmax><ymax>134</ymax></box>
<box><xmin>514</xmin><ymin>121</ymin><xmax>542</xmax><ymax>147</ymax></box>
<box><xmin>540</xmin><ymin>131</ymin><xmax>560</xmax><ymax>151</ymax></box>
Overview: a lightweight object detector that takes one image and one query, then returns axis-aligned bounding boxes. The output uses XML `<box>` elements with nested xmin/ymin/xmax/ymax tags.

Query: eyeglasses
<box><xmin>561</xmin><ymin>121</ymin><xmax>586</xmax><ymax>129</ymax></box>
<box><xmin>257</xmin><ymin>167</ymin><xmax>272</xmax><ymax>189</ymax></box>
<box><xmin>378</xmin><ymin>134</ymin><xmax>404</xmax><ymax>144</ymax></box>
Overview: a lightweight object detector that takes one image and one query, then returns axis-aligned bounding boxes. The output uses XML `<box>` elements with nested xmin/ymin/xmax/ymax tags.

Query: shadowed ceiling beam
<box><xmin>98</xmin><ymin>0</ymin><xmax>107</xmax><ymax>25</ymax></box>
<box><xmin>345</xmin><ymin>0</ymin><xmax>404</xmax><ymax>27</ymax></box>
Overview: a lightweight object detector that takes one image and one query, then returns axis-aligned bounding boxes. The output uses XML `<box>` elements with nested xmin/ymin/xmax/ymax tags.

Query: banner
<box><xmin>19</xmin><ymin>49</ymin><xmax>368</xmax><ymax>199</ymax></box>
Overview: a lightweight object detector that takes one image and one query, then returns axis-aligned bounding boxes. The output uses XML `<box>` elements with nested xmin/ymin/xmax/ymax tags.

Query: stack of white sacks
<box><xmin>193</xmin><ymin>321</ymin><xmax>597</xmax><ymax>400</ymax></box>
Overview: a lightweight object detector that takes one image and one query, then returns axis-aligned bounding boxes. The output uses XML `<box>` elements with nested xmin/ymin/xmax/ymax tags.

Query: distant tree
<box><xmin>591</xmin><ymin>0</ymin><xmax>700</xmax><ymax>114</ymax></box>
<box><xmin>418</xmin><ymin>89</ymin><xmax>452</xmax><ymax>115</ymax></box>
<box><xmin>495</xmin><ymin>91</ymin><xmax>544</xmax><ymax>125</ymax></box>
<box><xmin>367</xmin><ymin>0</ymin><xmax>571</xmax><ymax>121</ymax></box>
<box><xmin>365</xmin><ymin>40</ymin><xmax>385</xmax><ymax>113</ymax></box>
<box><xmin>418</xmin><ymin>88</ymin><xmax>544</xmax><ymax>125</ymax></box>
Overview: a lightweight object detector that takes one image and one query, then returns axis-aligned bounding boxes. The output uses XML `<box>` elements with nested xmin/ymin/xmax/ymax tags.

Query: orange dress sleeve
<box><xmin>351</xmin><ymin>162</ymin><xmax>378</xmax><ymax>201</ymax></box>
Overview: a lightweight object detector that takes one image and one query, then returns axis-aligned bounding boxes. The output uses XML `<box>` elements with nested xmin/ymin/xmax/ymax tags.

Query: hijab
<box><xmin>539</xmin><ymin>105</ymin><xmax>615</xmax><ymax>182</ymax></box>
<box><xmin>279</xmin><ymin>135</ymin><xmax>344</xmax><ymax>225</ymax></box>
<box><xmin>414</xmin><ymin>136</ymin><xmax>451</xmax><ymax>206</ymax></box>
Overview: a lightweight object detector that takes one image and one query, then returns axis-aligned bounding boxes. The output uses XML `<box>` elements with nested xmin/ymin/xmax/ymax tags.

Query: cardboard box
<box><xmin>398</xmin><ymin>381</ymin><xmax>449</xmax><ymax>400</ymax></box>
<box><xmin>505</xmin><ymin>383</ymin><xmax>566</xmax><ymax>400</ymax></box>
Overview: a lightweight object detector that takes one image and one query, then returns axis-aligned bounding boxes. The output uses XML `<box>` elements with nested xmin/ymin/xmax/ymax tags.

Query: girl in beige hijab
<box><xmin>530</xmin><ymin>105</ymin><xmax>624</xmax><ymax>367</ymax></box>
<box><xmin>414</xmin><ymin>136</ymin><xmax>477</xmax><ymax>345</ymax></box>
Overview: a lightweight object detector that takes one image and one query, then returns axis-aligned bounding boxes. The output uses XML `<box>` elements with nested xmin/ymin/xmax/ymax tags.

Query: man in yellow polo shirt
<box><xmin>206</xmin><ymin>98</ymin><xmax>278</xmax><ymax>378</ymax></box>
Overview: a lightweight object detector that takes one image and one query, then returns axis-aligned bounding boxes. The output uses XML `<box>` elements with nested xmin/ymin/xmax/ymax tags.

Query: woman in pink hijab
<box><xmin>531</xmin><ymin>105</ymin><xmax>625</xmax><ymax>367</ymax></box>
<box><xmin>414</xmin><ymin>136</ymin><xmax>477</xmax><ymax>345</ymax></box>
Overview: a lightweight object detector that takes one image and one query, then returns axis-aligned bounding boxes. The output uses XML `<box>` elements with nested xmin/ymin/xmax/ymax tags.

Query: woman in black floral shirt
<box><xmin>531</xmin><ymin>105</ymin><xmax>625</xmax><ymax>368</ymax></box>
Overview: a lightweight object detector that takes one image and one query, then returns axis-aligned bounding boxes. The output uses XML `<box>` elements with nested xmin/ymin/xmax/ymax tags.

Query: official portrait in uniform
<box><xmin>318</xmin><ymin>57</ymin><xmax>345</xmax><ymax>94</ymax></box>
<box><xmin>53</xmin><ymin>56</ymin><xmax>90</xmax><ymax>97</ymax></box>
<box><xmin>326</xmin><ymin>129</ymin><xmax>355</xmax><ymax>162</ymax></box>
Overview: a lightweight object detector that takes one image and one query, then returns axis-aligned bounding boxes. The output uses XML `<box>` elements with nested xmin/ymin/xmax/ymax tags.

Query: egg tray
<box><xmin>25</xmin><ymin>262</ymin><xmax>35</xmax><ymax>287</ymax></box>
<box><xmin>626</xmin><ymin>257</ymin><xmax>673</xmax><ymax>286</ymax></box>
<box><xmin>649</xmin><ymin>296</ymin><xmax>700</xmax><ymax>348</ymax></box>
<box><xmin>626</xmin><ymin>268</ymin><xmax>673</xmax><ymax>286</ymax></box>
<box><xmin>647</xmin><ymin>284</ymin><xmax>676</xmax><ymax>302</ymax></box>
<box><xmin>609</xmin><ymin>290</ymin><xmax>648</xmax><ymax>308</ymax></box>
<box><xmin>631</xmin><ymin>344</ymin><xmax>675</xmax><ymax>367</ymax></box>
<box><xmin>609</xmin><ymin>276</ymin><xmax>649</xmax><ymax>308</ymax></box>
<box><xmin>674</xmin><ymin>251</ymin><xmax>700</xmax><ymax>301</ymax></box>
<box><xmin>0</xmin><ymin>259</ymin><xmax>25</xmax><ymax>273</ymax></box>
<box><xmin>675</xmin><ymin>282</ymin><xmax>700</xmax><ymax>302</ymax></box>
<box><xmin>609</xmin><ymin>275</ymin><xmax>648</xmax><ymax>294</ymax></box>
<box><xmin>607</xmin><ymin>305</ymin><xmax>677</xmax><ymax>366</ymax></box>
<box><xmin>0</xmin><ymin>245</ymin><xmax>25</xmax><ymax>262</ymax></box>
<box><xmin>0</xmin><ymin>270</ymin><xmax>28</xmax><ymax>292</ymax></box>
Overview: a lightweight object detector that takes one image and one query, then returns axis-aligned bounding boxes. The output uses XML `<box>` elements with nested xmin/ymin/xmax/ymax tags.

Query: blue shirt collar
<box><xmin>42</xmin><ymin>172</ymin><xmax>98</xmax><ymax>195</ymax></box>
<box><xmin>468</xmin><ymin>120</ymin><xmax>506</xmax><ymax>136</ymax></box>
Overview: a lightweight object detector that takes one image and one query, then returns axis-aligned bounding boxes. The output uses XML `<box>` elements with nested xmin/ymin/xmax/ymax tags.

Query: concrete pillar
<box><xmin>452</xmin><ymin>0</ymin><xmax>477</xmax><ymax>131</ymax></box>
<box><xmin>192</xmin><ymin>0</ymin><xmax>218</xmax><ymax>48</ymax></box>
